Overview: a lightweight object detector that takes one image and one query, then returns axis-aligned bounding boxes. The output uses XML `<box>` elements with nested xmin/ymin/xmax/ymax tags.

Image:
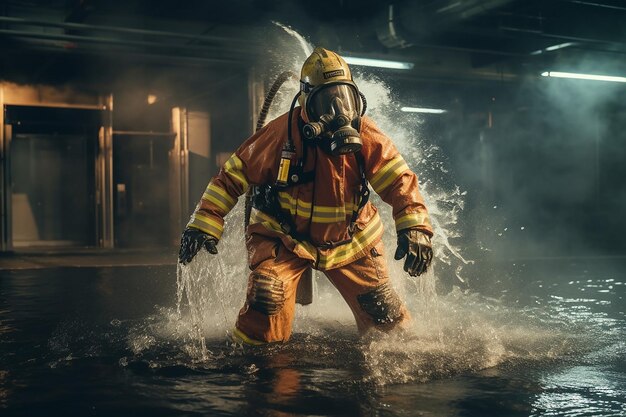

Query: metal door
<box><xmin>4</xmin><ymin>105</ymin><xmax>103</xmax><ymax>249</ymax></box>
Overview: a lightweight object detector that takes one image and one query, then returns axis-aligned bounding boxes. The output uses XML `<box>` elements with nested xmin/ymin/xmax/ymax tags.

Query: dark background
<box><xmin>1</xmin><ymin>0</ymin><xmax>625</xmax><ymax>259</ymax></box>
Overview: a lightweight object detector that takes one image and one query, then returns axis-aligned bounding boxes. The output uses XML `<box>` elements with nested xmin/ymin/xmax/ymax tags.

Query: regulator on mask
<box><xmin>301</xmin><ymin>83</ymin><xmax>364</xmax><ymax>156</ymax></box>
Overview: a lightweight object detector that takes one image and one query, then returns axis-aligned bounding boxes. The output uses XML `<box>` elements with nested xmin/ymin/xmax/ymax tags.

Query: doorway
<box><xmin>5</xmin><ymin>105</ymin><xmax>102</xmax><ymax>248</ymax></box>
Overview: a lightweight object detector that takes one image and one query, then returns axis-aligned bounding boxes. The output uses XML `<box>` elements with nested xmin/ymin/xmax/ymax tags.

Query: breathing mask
<box><xmin>296</xmin><ymin>47</ymin><xmax>367</xmax><ymax>156</ymax></box>
<box><xmin>301</xmin><ymin>83</ymin><xmax>363</xmax><ymax>155</ymax></box>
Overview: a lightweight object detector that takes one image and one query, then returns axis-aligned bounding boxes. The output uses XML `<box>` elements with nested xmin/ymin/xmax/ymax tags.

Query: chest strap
<box><xmin>350</xmin><ymin>150</ymin><xmax>370</xmax><ymax>229</ymax></box>
<box><xmin>274</xmin><ymin>165</ymin><xmax>316</xmax><ymax>189</ymax></box>
<box><xmin>254</xmin><ymin>148</ymin><xmax>369</xmax><ymax>249</ymax></box>
<box><xmin>319</xmin><ymin>151</ymin><xmax>369</xmax><ymax>249</ymax></box>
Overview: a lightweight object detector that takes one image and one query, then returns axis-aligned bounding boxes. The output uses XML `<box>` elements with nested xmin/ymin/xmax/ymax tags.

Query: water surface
<box><xmin>1</xmin><ymin>259</ymin><xmax>624</xmax><ymax>416</ymax></box>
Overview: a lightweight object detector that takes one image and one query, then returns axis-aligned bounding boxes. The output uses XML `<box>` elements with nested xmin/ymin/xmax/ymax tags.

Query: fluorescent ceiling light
<box><xmin>544</xmin><ymin>42</ymin><xmax>576</xmax><ymax>52</ymax></box>
<box><xmin>343</xmin><ymin>56</ymin><xmax>414</xmax><ymax>70</ymax></box>
<box><xmin>401</xmin><ymin>107</ymin><xmax>447</xmax><ymax>114</ymax></box>
<box><xmin>541</xmin><ymin>71</ymin><xmax>626</xmax><ymax>83</ymax></box>
<box><xmin>531</xmin><ymin>42</ymin><xmax>577</xmax><ymax>55</ymax></box>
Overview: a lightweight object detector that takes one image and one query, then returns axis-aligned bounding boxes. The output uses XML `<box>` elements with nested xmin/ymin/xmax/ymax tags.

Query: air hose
<box><xmin>244</xmin><ymin>70</ymin><xmax>314</xmax><ymax>306</ymax></box>
<box><xmin>255</xmin><ymin>71</ymin><xmax>299</xmax><ymax>132</ymax></box>
<box><xmin>245</xmin><ymin>71</ymin><xmax>298</xmax><ymax>229</ymax></box>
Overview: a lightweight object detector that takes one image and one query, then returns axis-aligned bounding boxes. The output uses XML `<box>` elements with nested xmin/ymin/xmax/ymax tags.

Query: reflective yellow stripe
<box><xmin>311</xmin><ymin>208</ymin><xmax>346</xmax><ymax>224</ymax></box>
<box><xmin>395</xmin><ymin>212</ymin><xmax>432</xmax><ymax>232</ymax></box>
<box><xmin>370</xmin><ymin>156</ymin><xmax>409</xmax><ymax>194</ymax></box>
<box><xmin>208</xmin><ymin>183</ymin><xmax>236</xmax><ymax>206</ymax></box>
<box><xmin>202</xmin><ymin>183</ymin><xmax>236</xmax><ymax>214</ymax></box>
<box><xmin>224</xmin><ymin>153</ymin><xmax>243</xmax><ymax>170</ymax></box>
<box><xmin>223</xmin><ymin>154</ymin><xmax>248</xmax><ymax>189</ymax></box>
<box><xmin>276</xmin><ymin>192</ymin><xmax>356</xmax><ymax>224</ymax></box>
<box><xmin>314</xmin><ymin>205</ymin><xmax>345</xmax><ymax>213</ymax></box>
<box><xmin>277</xmin><ymin>192</ymin><xmax>311</xmax><ymax>215</ymax></box>
<box><xmin>250</xmin><ymin>210</ymin><xmax>283</xmax><ymax>232</ymax></box>
<box><xmin>187</xmin><ymin>212</ymin><xmax>224</xmax><ymax>239</ymax></box>
<box><xmin>278</xmin><ymin>192</ymin><xmax>357</xmax><ymax>212</ymax></box>
<box><xmin>232</xmin><ymin>328</ymin><xmax>265</xmax><ymax>346</ymax></box>
<box><xmin>277</xmin><ymin>193</ymin><xmax>304</xmax><ymax>217</ymax></box>
<box><xmin>317</xmin><ymin>213</ymin><xmax>383</xmax><ymax>269</ymax></box>
<box><xmin>249</xmin><ymin>209</ymin><xmax>384</xmax><ymax>270</ymax></box>
<box><xmin>202</xmin><ymin>192</ymin><xmax>228</xmax><ymax>213</ymax></box>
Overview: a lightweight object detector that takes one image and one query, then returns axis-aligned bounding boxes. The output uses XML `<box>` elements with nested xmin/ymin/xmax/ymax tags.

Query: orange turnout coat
<box><xmin>188</xmin><ymin>107</ymin><xmax>433</xmax><ymax>270</ymax></box>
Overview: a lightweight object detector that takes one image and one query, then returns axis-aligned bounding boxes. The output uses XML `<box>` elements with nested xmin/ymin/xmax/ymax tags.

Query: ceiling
<box><xmin>0</xmin><ymin>0</ymin><xmax>625</xmax><ymax>84</ymax></box>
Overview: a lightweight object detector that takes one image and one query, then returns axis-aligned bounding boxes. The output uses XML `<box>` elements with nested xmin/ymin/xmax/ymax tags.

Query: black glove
<box><xmin>178</xmin><ymin>227</ymin><xmax>218</xmax><ymax>265</ymax></box>
<box><xmin>394</xmin><ymin>229</ymin><xmax>433</xmax><ymax>277</ymax></box>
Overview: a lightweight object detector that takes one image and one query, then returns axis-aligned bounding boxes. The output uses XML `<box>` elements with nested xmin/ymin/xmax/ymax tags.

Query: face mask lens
<box><xmin>307</xmin><ymin>84</ymin><xmax>359</xmax><ymax>121</ymax></box>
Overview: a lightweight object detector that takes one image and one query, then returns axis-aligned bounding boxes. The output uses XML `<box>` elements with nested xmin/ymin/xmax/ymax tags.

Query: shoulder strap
<box><xmin>274</xmin><ymin>117</ymin><xmax>316</xmax><ymax>189</ymax></box>
<box><xmin>347</xmin><ymin>151</ymin><xmax>370</xmax><ymax>234</ymax></box>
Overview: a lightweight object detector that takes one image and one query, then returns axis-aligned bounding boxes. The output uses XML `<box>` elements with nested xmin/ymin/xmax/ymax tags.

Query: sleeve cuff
<box><xmin>394</xmin><ymin>212</ymin><xmax>433</xmax><ymax>234</ymax></box>
<box><xmin>187</xmin><ymin>213</ymin><xmax>224</xmax><ymax>240</ymax></box>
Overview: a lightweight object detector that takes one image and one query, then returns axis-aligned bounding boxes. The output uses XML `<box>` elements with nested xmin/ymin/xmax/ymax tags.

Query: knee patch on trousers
<box><xmin>248</xmin><ymin>271</ymin><xmax>285</xmax><ymax>315</ymax></box>
<box><xmin>356</xmin><ymin>283</ymin><xmax>403</xmax><ymax>325</ymax></box>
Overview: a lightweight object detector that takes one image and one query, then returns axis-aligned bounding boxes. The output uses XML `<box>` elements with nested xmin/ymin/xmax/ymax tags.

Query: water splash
<box><xmin>359</xmin><ymin>288</ymin><xmax>581</xmax><ymax>385</ymax></box>
<box><xmin>175</xmin><ymin>201</ymin><xmax>249</xmax><ymax>356</ymax></box>
<box><xmin>353</xmin><ymin>75</ymin><xmax>472</xmax><ymax>279</ymax></box>
<box><xmin>273</xmin><ymin>21</ymin><xmax>313</xmax><ymax>58</ymax></box>
<box><xmin>173</xmin><ymin>23</ymin><xmax>472</xmax><ymax>361</ymax></box>
<box><xmin>164</xmin><ymin>25</ymin><xmax>590</xmax><ymax>386</ymax></box>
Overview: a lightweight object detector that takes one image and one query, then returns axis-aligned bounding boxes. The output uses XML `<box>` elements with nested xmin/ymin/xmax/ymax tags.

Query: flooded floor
<box><xmin>1</xmin><ymin>259</ymin><xmax>625</xmax><ymax>416</ymax></box>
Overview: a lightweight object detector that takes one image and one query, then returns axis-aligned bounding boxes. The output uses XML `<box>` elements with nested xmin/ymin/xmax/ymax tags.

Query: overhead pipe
<box><xmin>376</xmin><ymin>0</ymin><xmax>518</xmax><ymax>48</ymax></box>
<box><xmin>499</xmin><ymin>25</ymin><xmax>626</xmax><ymax>48</ymax></box>
<box><xmin>0</xmin><ymin>16</ymin><xmax>254</xmax><ymax>46</ymax></box>
<box><xmin>563</xmin><ymin>0</ymin><xmax>626</xmax><ymax>12</ymax></box>
<box><xmin>0</xmin><ymin>33</ymin><xmax>248</xmax><ymax>67</ymax></box>
<box><xmin>0</xmin><ymin>28</ymin><xmax>255</xmax><ymax>57</ymax></box>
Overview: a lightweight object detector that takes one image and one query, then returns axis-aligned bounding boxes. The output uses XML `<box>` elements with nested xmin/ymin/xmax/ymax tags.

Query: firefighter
<box><xmin>179</xmin><ymin>47</ymin><xmax>433</xmax><ymax>344</ymax></box>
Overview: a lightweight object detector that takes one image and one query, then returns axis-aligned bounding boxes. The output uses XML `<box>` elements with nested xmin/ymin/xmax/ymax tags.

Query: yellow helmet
<box><xmin>299</xmin><ymin>47</ymin><xmax>360</xmax><ymax>121</ymax></box>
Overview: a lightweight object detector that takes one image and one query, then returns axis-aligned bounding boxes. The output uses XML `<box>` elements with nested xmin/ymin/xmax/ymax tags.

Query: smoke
<box><xmin>462</xmin><ymin>53</ymin><xmax>626</xmax><ymax>262</ymax></box>
<box><xmin>353</xmin><ymin>73</ymin><xmax>471</xmax><ymax>284</ymax></box>
<box><xmin>168</xmin><ymin>23</ymin><xmax>470</xmax><ymax>353</ymax></box>
<box><xmin>164</xmin><ymin>25</ymin><xmax>570</xmax><ymax>382</ymax></box>
<box><xmin>140</xmin><ymin>26</ymin><xmax>625</xmax><ymax>386</ymax></box>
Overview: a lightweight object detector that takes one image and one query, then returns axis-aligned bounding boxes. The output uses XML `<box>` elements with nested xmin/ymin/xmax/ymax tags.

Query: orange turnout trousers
<box><xmin>234</xmin><ymin>233</ymin><xmax>410</xmax><ymax>344</ymax></box>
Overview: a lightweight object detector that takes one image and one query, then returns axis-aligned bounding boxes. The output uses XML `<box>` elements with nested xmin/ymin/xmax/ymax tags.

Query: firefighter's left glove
<box><xmin>394</xmin><ymin>229</ymin><xmax>433</xmax><ymax>277</ymax></box>
<box><xmin>178</xmin><ymin>227</ymin><xmax>218</xmax><ymax>265</ymax></box>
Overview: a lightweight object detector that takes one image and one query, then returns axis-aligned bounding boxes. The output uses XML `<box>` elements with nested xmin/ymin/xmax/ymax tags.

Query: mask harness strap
<box><xmin>359</xmin><ymin>91</ymin><xmax>367</xmax><ymax>116</ymax></box>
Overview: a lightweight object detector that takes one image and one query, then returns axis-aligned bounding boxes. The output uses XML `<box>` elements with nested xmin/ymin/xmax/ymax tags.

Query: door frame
<box><xmin>0</xmin><ymin>82</ymin><xmax>114</xmax><ymax>251</ymax></box>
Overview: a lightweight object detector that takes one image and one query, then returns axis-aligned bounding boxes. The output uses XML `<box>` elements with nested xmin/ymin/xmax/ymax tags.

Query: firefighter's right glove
<box><xmin>394</xmin><ymin>229</ymin><xmax>433</xmax><ymax>277</ymax></box>
<box><xmin>178</xmin><ymin>227</ymin><xmax>218</xmax><ymax>265</ymax></box>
